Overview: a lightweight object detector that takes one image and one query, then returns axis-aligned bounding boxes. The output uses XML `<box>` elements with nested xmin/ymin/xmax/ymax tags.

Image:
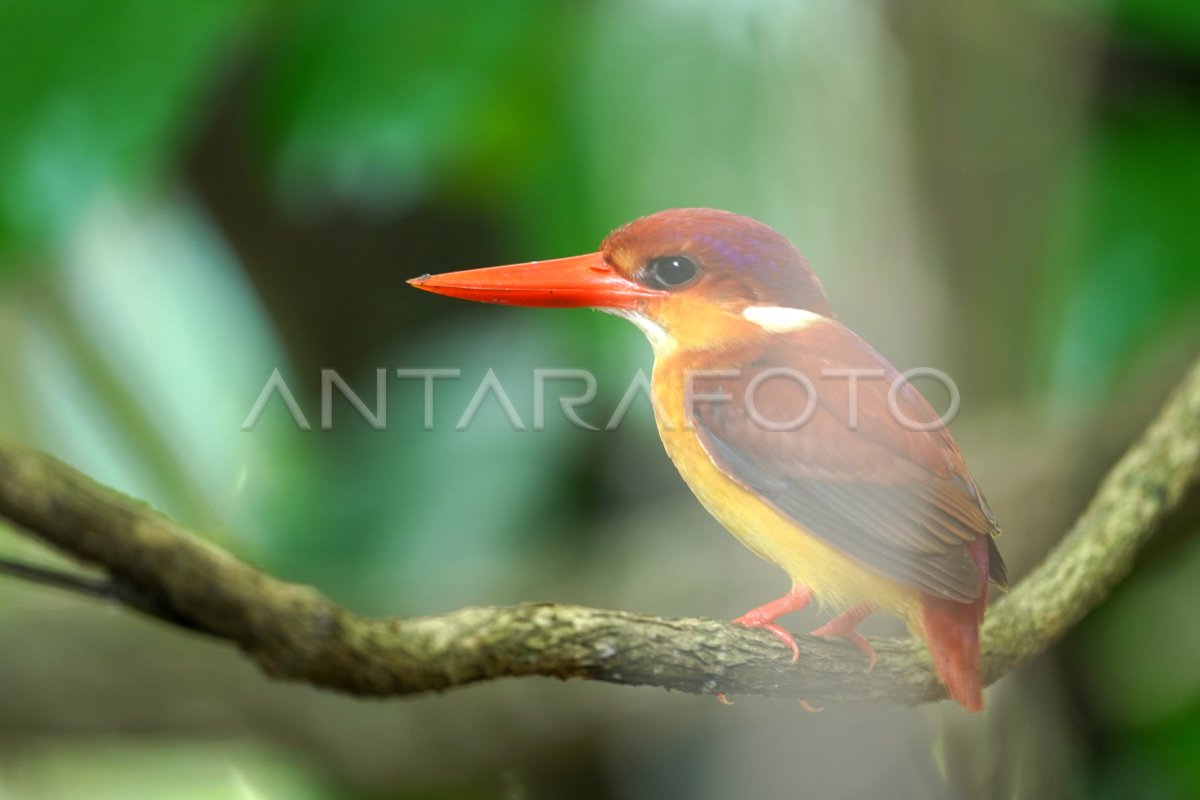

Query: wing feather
<box><xmin>689</xmin><ymin>323</ymin><xmax>1003</xmax><ymax>601</ymax></box>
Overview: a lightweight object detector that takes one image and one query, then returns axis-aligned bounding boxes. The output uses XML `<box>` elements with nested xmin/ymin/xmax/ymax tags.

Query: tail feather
<box><xmin>921</xmin><ymin>537</ymin><xmax>991</xmax><ymax>712</ymax></box>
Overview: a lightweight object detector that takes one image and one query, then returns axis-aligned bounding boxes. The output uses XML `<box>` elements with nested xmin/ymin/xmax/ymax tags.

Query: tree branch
<box><xmin>1</xmin><ymin>354</ymin><xmax>1198</xmax><ymax>705</ymax></box>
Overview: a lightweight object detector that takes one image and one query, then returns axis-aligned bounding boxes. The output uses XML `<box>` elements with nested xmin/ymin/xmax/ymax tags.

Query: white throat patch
<box><xmin>605</xmin><ymin>308</ymin><xmax>675</xmax><ymax>355</ymax></box>
<box><xmin>742</xmin><ymin>305</ymin><xmax>824</xmax><ymax>332</ymax></box>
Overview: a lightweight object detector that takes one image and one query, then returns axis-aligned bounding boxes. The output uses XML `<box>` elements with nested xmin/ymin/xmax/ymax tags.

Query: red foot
<box><xmin>810</xmin><ymin>604</ymin><xmax>876</xmax><ymax>670</ymax></box>
<box><xmin>732</xmin><ymin>586</ymin><xmax>813</xmax><ymax>664</ymax></box>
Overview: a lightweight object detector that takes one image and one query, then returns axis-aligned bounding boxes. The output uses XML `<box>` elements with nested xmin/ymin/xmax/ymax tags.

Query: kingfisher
<box><xmin>409</xmin><ymin>208</ymin><xmax>1006</xmax><ymax>711</ymax></box>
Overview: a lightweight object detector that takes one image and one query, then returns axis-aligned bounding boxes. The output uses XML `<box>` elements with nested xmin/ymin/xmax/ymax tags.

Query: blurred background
<box><xmin>1</xmin><ymin>0</ymin><xmax>1199</xmax><ymax>797</ymax></box>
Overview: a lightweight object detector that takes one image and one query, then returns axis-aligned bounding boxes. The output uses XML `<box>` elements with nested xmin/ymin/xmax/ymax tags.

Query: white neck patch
<box><xmin>742</xmin><ymin>305</ymin><xmax>823</xmax><ymax>332</ymax></box>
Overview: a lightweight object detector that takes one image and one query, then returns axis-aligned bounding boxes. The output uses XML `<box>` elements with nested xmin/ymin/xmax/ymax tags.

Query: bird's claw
<box><xmin>733</xmin><ymin>617</ymin><xmax>801</xmax><ymax>664</ymax></box>
<box><xmin>809</xmin><ymin>605</ymin><xmax>876</xmax><ymax>670</ymax></box>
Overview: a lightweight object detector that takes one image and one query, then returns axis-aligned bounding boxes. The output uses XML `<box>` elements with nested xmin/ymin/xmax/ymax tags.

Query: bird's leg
<box><xmin>810</xmin><ymin>604</ymin><xmax>876</xmax><ymax>669</ymax></box>
<box><xmin>732</xmin><ymin>585</ymin><xmax>813</xmax><ymax>664</ymax></box>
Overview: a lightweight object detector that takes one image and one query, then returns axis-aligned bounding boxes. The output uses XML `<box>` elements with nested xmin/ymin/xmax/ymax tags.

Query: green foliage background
<box><xmin>0</xmin><ymin>1</ymin><xmax>1198</xmax><ymax>798</ymax></box>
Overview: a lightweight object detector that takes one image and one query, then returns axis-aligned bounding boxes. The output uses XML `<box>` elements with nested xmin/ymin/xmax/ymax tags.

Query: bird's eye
<box><xmin>645</xmin><ymin>255</ymin><xmax>700</xmax><ymax>289</ymax></box>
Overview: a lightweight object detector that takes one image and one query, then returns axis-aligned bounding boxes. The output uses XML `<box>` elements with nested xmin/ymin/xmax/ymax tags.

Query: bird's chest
<box><xmin>649</xmin><ymin>354</ymin><xmax>786</xmax><ymax>564</ymax></box>
<box><xmin>649</xmin><ymin>353</ymin><xmax>727</xmax><ymax>474</ymax></box>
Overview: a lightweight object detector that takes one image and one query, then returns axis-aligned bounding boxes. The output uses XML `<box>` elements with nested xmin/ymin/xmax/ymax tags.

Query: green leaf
<box><xmin>0</xmin><ymin>738</ymin><xmax>332</xmax><ymax>800</ymax></box>
<box><xmin>1034</xmin><ymin>100</ymin><xmax>1200</xmax><ymax>408</ymax></box>
<box><xmin>0</xmin><ymin>0</ymin><xmax>253</xmax><ymax>268</ymax></box>
<box><xmin>256</xmin><ymin>0</ymin><xmax>548</xmax><ymax>212</ymax></box>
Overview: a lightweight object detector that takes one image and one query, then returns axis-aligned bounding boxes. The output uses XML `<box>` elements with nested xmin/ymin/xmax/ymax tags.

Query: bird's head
<box><xmin>409</xmin><ymin>208</ymin><xmax>834</xmax><ymax>354</ymax></box>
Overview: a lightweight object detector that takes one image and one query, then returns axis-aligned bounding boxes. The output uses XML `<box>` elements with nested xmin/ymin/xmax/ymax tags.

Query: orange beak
<box><xmin>408</xmin><ymin>252</ymin><xmax>663</xmax><ymax>309</ymax></box>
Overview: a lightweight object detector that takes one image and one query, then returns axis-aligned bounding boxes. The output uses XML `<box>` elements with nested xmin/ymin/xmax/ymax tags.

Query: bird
<box><xmin>409</xmin><ymin>208</ymin><xmax>1006</xmax><ymax>711</ymax></box>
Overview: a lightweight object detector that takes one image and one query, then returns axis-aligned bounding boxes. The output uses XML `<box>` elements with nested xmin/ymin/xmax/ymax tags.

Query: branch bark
<box><xmin>1</xmin><ymin>354</ymin><xmax>1198</xmax><ymax>705</ymax></box>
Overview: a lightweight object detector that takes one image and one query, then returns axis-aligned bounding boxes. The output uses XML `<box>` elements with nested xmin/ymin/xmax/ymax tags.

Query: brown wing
<box><xmin>690</xmin><ymin>322</ymin><xmax>1004</xmax><ymax>601</ymax></box>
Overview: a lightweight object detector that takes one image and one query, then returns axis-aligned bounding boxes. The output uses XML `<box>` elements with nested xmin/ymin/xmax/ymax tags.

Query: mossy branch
<box><xmin>1</xmin><ymin>354</ymin><xmax>1198</xmax><ymax>705</ymax></box>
